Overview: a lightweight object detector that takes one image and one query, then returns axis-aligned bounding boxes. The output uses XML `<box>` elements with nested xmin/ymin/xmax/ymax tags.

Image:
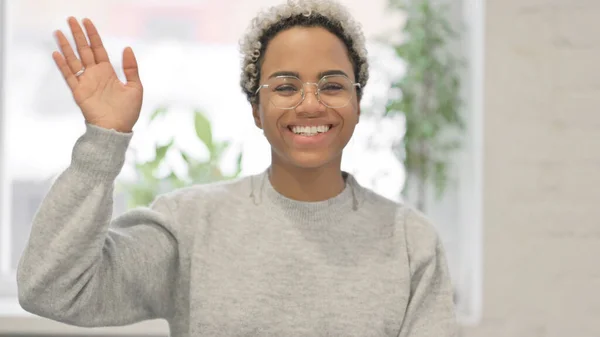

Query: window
<box><xmin>0</xmin><ymin>0</ymin><xmax>483</xmax><ymax>331</ymax></box>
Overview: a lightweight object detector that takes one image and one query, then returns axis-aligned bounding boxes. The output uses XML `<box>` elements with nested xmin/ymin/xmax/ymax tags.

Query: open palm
<box><xmin>53</xmin><ymin>17</ymin><xmax>143</xmax><ymax>133</ymax></box>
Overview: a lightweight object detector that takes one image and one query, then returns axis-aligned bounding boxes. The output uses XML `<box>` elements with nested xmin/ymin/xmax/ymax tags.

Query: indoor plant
<box><xmin>384</xmin><ymin>0</ymin><xmax>465</xmax><ymax>211</ymax></box>
<box><xmin>119</xmin><ymin>107</ymin><xmax>243</xmax><ymax>208</ymax></box>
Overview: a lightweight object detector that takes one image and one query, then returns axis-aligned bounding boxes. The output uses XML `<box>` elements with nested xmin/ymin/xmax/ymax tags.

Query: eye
<box><xmin>273</xmin><ymin>85</ymin><xmax>299</xmax><ymax>95</ymax></box>
<box><xmin>320</xmin><ymin>83</ymin><xmax>345</xmax><ymax>92</ymax></box>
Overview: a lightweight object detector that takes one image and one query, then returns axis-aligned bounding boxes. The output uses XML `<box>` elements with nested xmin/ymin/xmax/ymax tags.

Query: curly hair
<box><xmin>239</xmin><ymin>0</ymin><xmax>369</xmax><ymax>104</ymax></box>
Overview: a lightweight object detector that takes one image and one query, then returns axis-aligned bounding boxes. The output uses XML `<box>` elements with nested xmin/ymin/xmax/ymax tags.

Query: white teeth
<box><xmin>291</xmin><ymin>125</ymin><xmax>331</xmax><ymax>136</ymax></box>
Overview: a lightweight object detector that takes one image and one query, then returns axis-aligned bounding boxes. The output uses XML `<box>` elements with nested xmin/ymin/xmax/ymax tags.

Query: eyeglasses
<box><xmin>254</xmin><ymin>75</ymin><xmax>361</xmax><ymax>109</ymax></box>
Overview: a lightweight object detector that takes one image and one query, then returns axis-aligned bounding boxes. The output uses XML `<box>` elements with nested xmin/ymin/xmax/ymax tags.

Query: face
<box><xmin>252</xmin><ymin>26</ymin><xmax>360</xmax><ymax>170</ymax></box>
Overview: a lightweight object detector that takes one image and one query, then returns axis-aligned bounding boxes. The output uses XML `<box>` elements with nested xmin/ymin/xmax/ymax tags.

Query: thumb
<box><xmin>122</xmin><ymin>47</ymin><xmax>141</xmax><ymax>86</ymax></box>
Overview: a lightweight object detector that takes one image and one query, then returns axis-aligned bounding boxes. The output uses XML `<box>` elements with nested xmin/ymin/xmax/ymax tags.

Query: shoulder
<box><xmin>155</xmin><ymin>174</ymin><xmax>254</xmax><ymax>212</ymax></box>
<box><xmin>349</xmin><ymin>173</ymin><xmax>401</xmax><ymax>215</ymax></box>
<box><xmin>400</xmin><ymin>207</ymin><xmax>441</xmax><ymax>253</ymax></box>
<box><xmin>392</xmin><ymin>205</ymin><xmax>449</xmax><ymax>280</ymax></box>
<box><xmin>350</xmin><ymin>175</ymin><xmax>442</xmax><ymax>258</ymax></box>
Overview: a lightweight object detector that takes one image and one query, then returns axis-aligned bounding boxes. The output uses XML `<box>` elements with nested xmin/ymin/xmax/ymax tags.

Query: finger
<box><xmin>52</xmin><ymin>51</ymin><xmax>78</xmax><ymax>92</ymax></box>
<box><xmin>123</xmin><ymin>47</ymin><xmax>142</xmax><ymax>87</ymax></box>
<box><xmin>67</xmin><ymin>17</ymin><xmax>96</xmax><ymax>66</ymax></box>
<box><xmin>54</xmin><ymin>30</ymin><xmax>84</xmax><ymax>74</ymax></box>
<box><xmin>82</xmin><ymin>18</ymin><xmax>110</xmax><ymax>63</ymax></box>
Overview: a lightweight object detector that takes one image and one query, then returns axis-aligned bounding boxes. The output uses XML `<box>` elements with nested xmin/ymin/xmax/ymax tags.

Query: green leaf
<box><xmin>126</xmin><ymin>183</ymin><xmax>157</xmax><ymax>208</ymax></box>
<box><xmin>121</xmin><ymin>105</ymin><xmax>244</xmax><ymax>210</ymax></box>
<box><xmin>188</xmin><ymin>162</ymin><xmax>212</xmax><ymax>183</ymax></box>
<box><xmin>194</xmin><ymin>110</ymin><xmax>213</xmax><ymax>152</ymax></box>
<box><xmin>234</xmin><ymin>151</ymin><xmax>244</xmax><ymax>176</ymax></box>
<box><xmin>154</xmin><ymin>138</ymin><xmax>174</xmax><ymax>163</ymax></box>
<box><xmin>433</xmin><ymin>160</ymin><xmax>449</xmax><ymax>199</ymax></box>
<box><xmin>136</xmin><ymin>162</ymin><xmax>159</xmax><ymax>182</ymax></box>
<box><xmin>420</xmin><ymin>122</ymin><xmax>435</xmax><ymax>138</ymax></box>
<box><xmin>210</xmin><ymin>140</ymin><xmax>230</xmax><ymax>161</ymax></box>
<box><xmin>394</xmin><ymin>44</ymin><xmax>410</xmax><ymax>59</ymax></box>
<box><xmin>180</xmin><ymin>151</ymin><xmax>193</xmax><ymax>166</ymax></box>
<box><xmin>167</xmin><ymin>172</ymin><xmax>187</xmax><ymax>189</ymax></box>
<box><xmin>149</xmin><ymin>106</ymin><xmax>168</xmax><ymax>123</ymax></box>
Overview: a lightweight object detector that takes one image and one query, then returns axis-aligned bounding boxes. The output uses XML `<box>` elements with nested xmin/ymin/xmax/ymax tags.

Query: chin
<box><xmin>285</xmin><ymin>150</ymin><xmax>340</xmax><ymax>170</ymax></box>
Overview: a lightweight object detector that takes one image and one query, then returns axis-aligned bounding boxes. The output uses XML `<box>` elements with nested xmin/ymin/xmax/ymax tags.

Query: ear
<box><xmin>252</xmin><ymin>104</ymin><xmax>263</xmax><ymax>129</ymax></box>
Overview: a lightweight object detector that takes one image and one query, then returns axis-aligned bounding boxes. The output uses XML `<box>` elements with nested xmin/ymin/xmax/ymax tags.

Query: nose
<box><xmin>296</xmin><ymin>83</ymin><xmax>324</xmax><ymax>114</ymax></box>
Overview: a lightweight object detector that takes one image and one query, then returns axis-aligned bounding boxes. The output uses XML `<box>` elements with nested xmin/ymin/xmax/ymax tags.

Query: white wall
<box><xmin>461</xmin><ymin>0</ymin><xmax>600</xmax><ymax>335</ymax></box>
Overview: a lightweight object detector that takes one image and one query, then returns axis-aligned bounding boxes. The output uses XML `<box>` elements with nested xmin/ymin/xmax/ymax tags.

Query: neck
<box><xmin>268</xmin><ymin>158</ymin><xmax>345</xmax><ymax>202</ymax></box>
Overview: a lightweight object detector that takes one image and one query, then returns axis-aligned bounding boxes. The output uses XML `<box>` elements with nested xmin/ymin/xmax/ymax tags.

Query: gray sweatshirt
<box><xmin>16</xmin><ymin>123</ymin><xmax>458</xmax><ymax>337</ymax></box>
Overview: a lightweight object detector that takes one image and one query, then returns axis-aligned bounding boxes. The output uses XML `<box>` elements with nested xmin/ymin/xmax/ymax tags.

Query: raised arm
<box><xmin>17</xmin><ymin>17</ymin><xmax>178</xmax><ymax>326</ymax></box>
<box><xmin>17</xmin><ymin>124</ymin><xmax>179</xmax><ymax>326</ymax></box>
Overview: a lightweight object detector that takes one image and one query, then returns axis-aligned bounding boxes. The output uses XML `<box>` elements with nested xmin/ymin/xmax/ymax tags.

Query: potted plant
<box><xmin>118</xmin><ymin>106</ymin><xmax>243</xmax><ymax>209</ymax></box>
<box><xmin>384</xmin><ymin>0</ymin><xmax>465</xmax><ymax>211</ymax></box>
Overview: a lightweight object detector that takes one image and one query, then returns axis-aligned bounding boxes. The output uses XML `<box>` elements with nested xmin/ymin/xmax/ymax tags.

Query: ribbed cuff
<box><xmin>70</xmin><ymin>123</ymin><xmax>133</xmax><ymax>180</ymax></box>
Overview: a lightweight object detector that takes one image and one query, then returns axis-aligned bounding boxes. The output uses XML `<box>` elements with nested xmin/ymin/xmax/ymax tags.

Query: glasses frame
<box><xmin>254</xmin><ymin>74</ymin><xmax>361</xmax><ymax>110</ymax></box>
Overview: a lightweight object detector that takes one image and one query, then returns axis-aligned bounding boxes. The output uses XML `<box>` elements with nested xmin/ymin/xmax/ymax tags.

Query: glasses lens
<box><xmin>265</xmin><ymin>77</ymin><xmax>303</xmax><ymax>109</ymax></box>
<box><xmin>318</xmin><ymin>75</ymin><xmax>354</xmax><ymax>108</ymax></box>
<box><xmin>261</xmin><ymin>75</ymin><xmax>356</xmax><ymax>109</ymax></box>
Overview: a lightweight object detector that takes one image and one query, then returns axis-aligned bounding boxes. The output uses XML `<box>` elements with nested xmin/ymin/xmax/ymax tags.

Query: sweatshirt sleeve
<box><xmin>398</xmin><ymin>208</ymin><xmax>459</xmax><ymax>337</ymax></box>
<box><xmin>16</xmin><ymin>123</ymin><xmax>179</xmax><ymax>327</ymax></box>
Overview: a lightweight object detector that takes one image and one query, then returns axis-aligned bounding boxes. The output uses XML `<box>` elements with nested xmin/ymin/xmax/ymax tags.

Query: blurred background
<box><xmin>0</xmin><ymin>0</ymin><xmax>598</xmax><ymax>336</ymax></box>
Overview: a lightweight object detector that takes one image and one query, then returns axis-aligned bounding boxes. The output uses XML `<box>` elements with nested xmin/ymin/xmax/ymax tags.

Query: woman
<box><xmin>17</xmin><ymin>0</ymin><xmax>458</xmax><ymax>336</ymax></box>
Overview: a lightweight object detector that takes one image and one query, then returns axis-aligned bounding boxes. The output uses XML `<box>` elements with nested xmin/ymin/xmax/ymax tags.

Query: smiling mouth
<box><xmin>287</xmin><ymin>124</ymin><xmax>333</xmax><ymax>136</ymax></box>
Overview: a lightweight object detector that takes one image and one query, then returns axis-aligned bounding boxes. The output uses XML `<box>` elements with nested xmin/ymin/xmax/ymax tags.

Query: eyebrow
<box><xmin>267</xmin><ymin>69</ymin><xmax>350</xmax><ymax>80</ymax></box>
<box><xmin>268</xmin><ymin>71</ymin><xmax>300</xmax><ymax>79</ymax></box>
<box><xmin>317</xmin><ymin>70</ymin><xmax>349</xmax><ymax>78</ymax></box>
